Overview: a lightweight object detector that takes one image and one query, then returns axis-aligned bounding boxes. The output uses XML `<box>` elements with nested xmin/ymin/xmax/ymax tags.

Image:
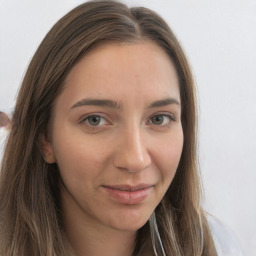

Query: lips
<box><xmin>102</xmin><ymin>184</ymin><xmax>153</xmax><ymax>204</ymax></box>
<box><xmin>104</xmin><ymin>184</ymin><xmax>152</xmax><ymax>191</ymax></box>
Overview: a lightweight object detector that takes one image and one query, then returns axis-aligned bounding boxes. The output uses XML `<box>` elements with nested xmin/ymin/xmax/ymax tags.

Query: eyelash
<box><xmin>147</xmin><ymin>113</ymin><xmax>176</xmax><ymax>127</ymax></box>
<box><xmin>81</xmin><ymin>114</ymin><xmax>109</xmax><ymax>127</ymax></box>
<box><xmin>80</xmin><ymin>113</ymin><xmax>176</xmax><ymax>128</ymax></box>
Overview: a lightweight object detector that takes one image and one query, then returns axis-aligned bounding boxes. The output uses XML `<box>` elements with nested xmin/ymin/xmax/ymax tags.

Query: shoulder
<box><xmin>207</xmin><ymin>215</ymin><xmax>244</xmax><ymax>256</ymax></box>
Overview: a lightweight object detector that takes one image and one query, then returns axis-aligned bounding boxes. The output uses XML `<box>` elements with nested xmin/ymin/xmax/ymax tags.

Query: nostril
<box><xmin>114</xmin><ymin>150</ymin><xmax>152</xmax><ymax>173</ymax></box>
<box><xmin>127</xmin><ymin>165</ymin><xmax>149</xmax><ymax>173</ymax></box>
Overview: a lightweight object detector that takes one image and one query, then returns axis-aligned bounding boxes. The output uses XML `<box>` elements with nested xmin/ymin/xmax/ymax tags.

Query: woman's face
<box><xmin>43</xmin><ymin>42</ymin><xmax>183</xmax><ymax>233</ymax></box>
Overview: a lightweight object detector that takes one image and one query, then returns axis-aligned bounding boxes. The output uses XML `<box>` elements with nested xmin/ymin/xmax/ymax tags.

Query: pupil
<box><xmin>152</xmin><ymin>116</ymin><xmax>163</xmax><ymax>125</ymax></box>
<box><xmin>89</xmin><ymin>116</ymin><xmax>100</xmax><ymax>126</ymax></box>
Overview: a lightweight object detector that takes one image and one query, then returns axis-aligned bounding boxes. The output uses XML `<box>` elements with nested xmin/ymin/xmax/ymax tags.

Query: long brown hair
<box><xmin>0</xmin><ymin>1</ymin><xmax>216</xmax><ymax>255</ymax></box>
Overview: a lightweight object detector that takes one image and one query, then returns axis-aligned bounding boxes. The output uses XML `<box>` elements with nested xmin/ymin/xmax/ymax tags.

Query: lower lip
<box><xmin>103</xmin><ymin>186</ymin><xmax>152</xmax><ymax>205</ymax></box>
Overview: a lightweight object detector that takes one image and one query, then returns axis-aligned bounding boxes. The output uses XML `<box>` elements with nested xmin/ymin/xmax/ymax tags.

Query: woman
<box><xmin>0</xmin><ymin>1</ymin><xmax>222</xmax><ymax>255</ymax></box>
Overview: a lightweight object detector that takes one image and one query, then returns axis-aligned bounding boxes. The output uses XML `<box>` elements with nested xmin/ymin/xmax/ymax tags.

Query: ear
<box><xmin>39</xmin><ymin>133</ymin><xmax>56</xmax><ymax>164</ymax></box>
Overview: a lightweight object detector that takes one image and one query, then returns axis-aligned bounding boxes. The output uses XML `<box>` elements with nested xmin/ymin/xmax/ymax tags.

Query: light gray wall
<box><xmin>0</xmin><ymin>0</ymin><xmax>255</xmax><ymax>254</ymax></box>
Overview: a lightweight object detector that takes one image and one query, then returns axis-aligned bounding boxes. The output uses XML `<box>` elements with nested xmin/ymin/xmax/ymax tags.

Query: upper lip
<box><xmin>103</xmin><ymin>184</ymin><xmax>153</xmax><ymax>192</ymax></box>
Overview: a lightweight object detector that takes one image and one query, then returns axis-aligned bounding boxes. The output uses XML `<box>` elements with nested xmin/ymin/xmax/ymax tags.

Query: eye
<box><xmin>82</xmin><ymin>115</ymin><xmax>108</xmax><ymax>127</ymax></box>
<box><xmin>149</xmin><ymin>114</ymin><xmax>175</xmax><ymax>126</ymax></box>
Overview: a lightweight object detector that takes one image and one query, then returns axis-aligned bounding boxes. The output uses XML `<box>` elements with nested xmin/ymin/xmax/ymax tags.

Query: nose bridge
<box><xmin>113</xmin><ymin>123</ymin><xmax>151</xmax><ymax>172</ymax></box>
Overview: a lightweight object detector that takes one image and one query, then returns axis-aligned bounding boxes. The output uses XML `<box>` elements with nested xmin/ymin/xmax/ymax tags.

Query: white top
<box><xmin>208</xmin><ymin>216</ymin><xmax>244</xmax><ymax>256</ymax></box>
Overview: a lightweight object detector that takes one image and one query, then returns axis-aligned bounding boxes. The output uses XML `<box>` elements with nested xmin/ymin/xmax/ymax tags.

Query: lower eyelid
<box><xmin>80</xmin><ymin>115</ymin><xmax>104</xmax><ymax>125</ymax></box>
<box><xmin>149</xmin><ymin>114</ymin><xmax>175</xmax><ymax>123</ymax></box>
<box><xmin>88</xmin><ymin>116</ymin><xmax>106</xmax><ymax>126</ymax></box>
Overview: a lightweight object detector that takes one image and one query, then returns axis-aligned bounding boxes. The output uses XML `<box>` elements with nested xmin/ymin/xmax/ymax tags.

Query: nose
<box><xmin>113</xmin><ymin>127</ymin><xmax>152</xmax><ymax>173</ymax></box>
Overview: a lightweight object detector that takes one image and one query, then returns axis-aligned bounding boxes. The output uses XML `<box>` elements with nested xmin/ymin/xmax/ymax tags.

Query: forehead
<box><xmin>60</xmin><ymin>41</ymin><xmax>180</xmax><ymax>107</ymax></box>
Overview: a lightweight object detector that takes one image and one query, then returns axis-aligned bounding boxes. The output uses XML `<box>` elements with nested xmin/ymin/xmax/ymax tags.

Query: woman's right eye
<box><xmin>82</xmin><ymin>115</ymin><xmax>108</xmax><ymax>127</ymax></box>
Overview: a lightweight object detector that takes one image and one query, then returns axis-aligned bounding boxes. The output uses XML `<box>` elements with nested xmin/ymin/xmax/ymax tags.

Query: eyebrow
<box><xmin>147</xmin><ymin>98</ymin><xmax>180</xmax><ymax>108</ymax></box>
<box><xmin>71</xmin><ymin>99</ymin><xmax>122</xmax><ymax>110</ymax></box>
<box><xmin>71</xmin><ymin>97</ymin><xmax>180</xmax><ymax>110</ymax></box>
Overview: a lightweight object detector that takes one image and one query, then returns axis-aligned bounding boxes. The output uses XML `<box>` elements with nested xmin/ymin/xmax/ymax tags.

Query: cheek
<box><xmin>152</xmin><ymin>130</ymin><xmax>183</xmax><ymax>183</ymax></box>
<box><xmin>52</xmin><ymin>135</ymin><xmax>108</xmax><ymax>185</ymax></box>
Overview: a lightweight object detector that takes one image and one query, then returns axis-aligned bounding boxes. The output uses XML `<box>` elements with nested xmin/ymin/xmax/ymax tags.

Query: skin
<box><xmin>0</xmin><ymin>112</ymin><xmax>10</xmax><ymax>128</ymax></box>
<box><xmin>42</xmin><ymin>42</ymin><xmax>183</xmax><ymax>256</ymax></box>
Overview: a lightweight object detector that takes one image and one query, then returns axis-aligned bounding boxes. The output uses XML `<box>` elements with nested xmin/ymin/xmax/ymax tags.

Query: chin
<box><xmin>112</xmin><ymin>221</ymin><xmax>147</xmax><ymax>233</ymax></box>
<box><xmin>106</xmin><ymin>210</ymin><xmax>151</xmax><ymax>232</ymax></box>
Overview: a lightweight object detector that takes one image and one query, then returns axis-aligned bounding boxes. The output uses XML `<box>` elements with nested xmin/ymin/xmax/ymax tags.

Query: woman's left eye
<box><xmin>149</xmin><ymin>114</ymin><xmax>175</xmax><ymax>126</ymax></box>
<box><xmin>82</xmin><ymin>115</ymin><xmax>108</xmax><ymax>127</ymax></box>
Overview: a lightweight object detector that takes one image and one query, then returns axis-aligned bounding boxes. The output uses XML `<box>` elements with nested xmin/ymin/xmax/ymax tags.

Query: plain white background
<box><xmin>0</xmin><ymin>0</ymin><xmax>255</xmax><ymax>255</ymax></box>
